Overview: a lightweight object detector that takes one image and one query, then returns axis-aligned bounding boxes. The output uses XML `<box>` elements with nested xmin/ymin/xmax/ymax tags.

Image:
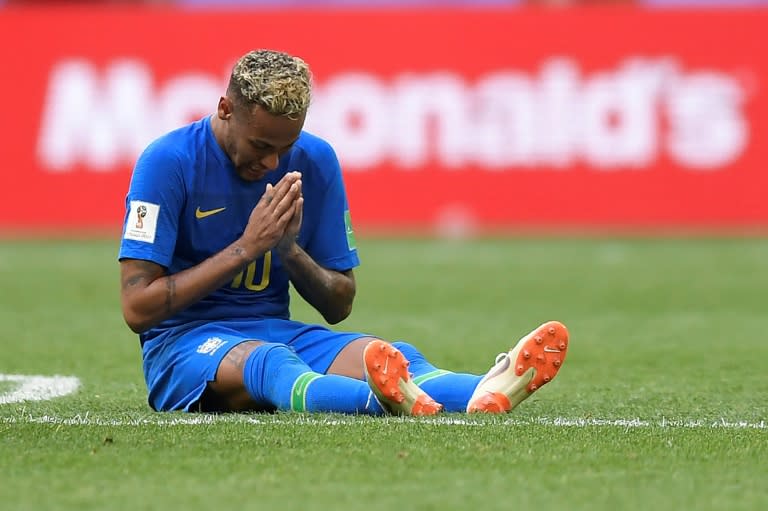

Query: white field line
<box><xmin>1</xmin><ymin>413</ymin><xmax>766</xmax><ymax>430</ymax></box>
<box><xmin>0</xmin><ymin>374</ymin><xmax>765</xmax><ymax>430</ymax></box>
<box><xmin>0</xmin><ymin>374</ymin><xmax>80</xmax><ymax>405</ymax></box>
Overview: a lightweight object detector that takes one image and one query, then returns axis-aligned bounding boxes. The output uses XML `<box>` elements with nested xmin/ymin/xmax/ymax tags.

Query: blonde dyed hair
<box><xmin>228</xmin><ymin>49</ymin><xmax>311</xmax><ymax>119</ymax></box>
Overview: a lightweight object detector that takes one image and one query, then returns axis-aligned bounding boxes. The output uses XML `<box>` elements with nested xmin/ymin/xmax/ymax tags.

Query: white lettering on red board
<box><xmin>37</xmin><ymin>58</ymin><xmax>748</xmax><ymax>172</ymax></box>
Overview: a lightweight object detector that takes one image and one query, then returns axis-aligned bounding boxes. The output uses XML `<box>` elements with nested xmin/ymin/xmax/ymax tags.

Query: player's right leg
<box><xmin>466</xmin><ymin>320</ymin><xmax>569</xmax><ymax>413</ymax></box>
<box><xmin>212</xmin><ymin>338</ymin><xmax>442</xmax><ymax>415</ymax></box>
<box><xmin>264</xmin><ymin>320</ymin><xmax>443</xmax><ymax>416</ymax></box>
<box><xmin>389</xmin><ymin>341</ymin><xmax>483</xmax><ymax>412</ymax></box>
<box><xmin>209</xmin><ymin>340</ymin><xmax>382</xmax><ymax>414</ymax></box>
<box><xmin>141</xmin><ymin>323</ymin><xmax>379</xmax><ymax>414</ymax></box>
<box><xmin>363</xmin><ymin>340</ymin><xmax>443</xmax><ymax>416</ymax></box>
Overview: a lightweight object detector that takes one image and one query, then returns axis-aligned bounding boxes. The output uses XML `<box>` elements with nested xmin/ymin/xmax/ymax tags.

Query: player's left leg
<box><xmin>466</xmin><ymin>321</ymin><xmax>569</xmax><ymax>413</ymax></box>
<box><xmin>390</xmin><ymin>321</ymin><xmax>570</xmax><ymax>414</ymax></box>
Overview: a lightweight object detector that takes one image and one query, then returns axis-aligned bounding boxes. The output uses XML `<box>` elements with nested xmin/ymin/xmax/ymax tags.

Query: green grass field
<box><xmin>1</xmin><ymin>237</ymin><xmax>767</xmax><ymax>511</ymax></box>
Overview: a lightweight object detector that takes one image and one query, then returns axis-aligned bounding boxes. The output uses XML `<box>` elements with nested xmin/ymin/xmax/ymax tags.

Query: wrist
<box><xmin>276</xmin><ymin>238</ymin><xmax>300</xmax><ymax>259</ymax></box>
<box><xmin>230</xmin><ymin>238</ymin><xmax>265</xmax><ymax>264</ymax></box>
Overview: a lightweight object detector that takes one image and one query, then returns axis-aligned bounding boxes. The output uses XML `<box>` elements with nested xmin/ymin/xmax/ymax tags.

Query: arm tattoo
<box><xmin>124</xmin><ymin>273</ymin><xmax>150</xmax><ymax>288</ymax></box>
<box><xmin>121</xmin><ymin>260</ymin><xmax>163</xmax><ymax>291</ymax></box>
<box><xmin>230</xmin><ymin>246</ymin><xmax>246</xmax><ymax>257</ymax></box>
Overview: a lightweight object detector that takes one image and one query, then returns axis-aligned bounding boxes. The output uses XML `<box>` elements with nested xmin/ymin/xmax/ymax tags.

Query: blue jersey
<box><xmin>119</xmin><ymin>116</ymin><xmax>360</xmax><ymax>343</ymax></box>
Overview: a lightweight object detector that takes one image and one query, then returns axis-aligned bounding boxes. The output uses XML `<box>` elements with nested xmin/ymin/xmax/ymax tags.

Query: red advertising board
<box><xmin>0</xmin><ymin>6</ymin><xmax>766</xmax><ymax>234</ymax></box>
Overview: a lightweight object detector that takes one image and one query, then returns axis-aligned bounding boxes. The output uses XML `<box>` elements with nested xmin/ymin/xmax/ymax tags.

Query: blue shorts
<box><xmin>141</xmin><ymin>318</ymin><xmax>370</xmax><ymax>412</ymax></box>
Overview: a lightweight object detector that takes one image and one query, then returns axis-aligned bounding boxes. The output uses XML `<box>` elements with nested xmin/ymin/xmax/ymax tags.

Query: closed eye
<box><xmin>249</xmin><ymin>138</ymin><xmax>297</xmax><ymax>155</ymax></box>
<box><xmin>250</xmin><ymin>140</ymin><xmax>272</xmax><ymax>150</ymax></box>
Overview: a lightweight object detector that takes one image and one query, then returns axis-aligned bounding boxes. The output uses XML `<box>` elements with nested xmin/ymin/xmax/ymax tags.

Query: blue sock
<box><xmin>243</xmin><ymin>343</ymin><xmax>383</xmax><ymax>415</ymax></box>
<box><xmin>393</xmin><ymin>341</ymin><xmax>482</xmax><ymax>413</ymax></box>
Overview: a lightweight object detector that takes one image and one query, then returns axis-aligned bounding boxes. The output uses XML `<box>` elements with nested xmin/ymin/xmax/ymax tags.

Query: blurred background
<box><xmin>0</xmin><ymin>0</ymin><xmax>766</xmax><ymax>237</ymax></box>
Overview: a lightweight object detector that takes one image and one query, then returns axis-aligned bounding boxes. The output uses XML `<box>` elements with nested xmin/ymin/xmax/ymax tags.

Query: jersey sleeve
<box><xmin>118</xmin><ymin>140</ymin><xmax>186</xmax><ymax>268</ymax></box>
<box><xmin>302</xmin><ymin>142</ymin><xmax>360</xmax><ymax>272</ymax></box>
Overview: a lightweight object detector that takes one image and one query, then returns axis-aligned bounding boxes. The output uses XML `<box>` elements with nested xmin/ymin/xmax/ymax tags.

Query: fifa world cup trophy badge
<box><xmin>136</xmin><ymin>205</ymin><xmax>148</xmax><ymax>229</ymax></box>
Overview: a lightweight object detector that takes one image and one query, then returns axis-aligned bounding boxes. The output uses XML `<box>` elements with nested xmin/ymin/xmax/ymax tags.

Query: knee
<box><xmin>210</xmin><ymin>341</ymin><xmax>286</xmax><ymax>411</ymax></box>
<box><xmin>392</xmin><ymin>341</ymin><xmax>424</xmax><ymax>361</ymax></box>
<box><xmin>328</xmin><ymin>337</ymin><xmax>373</xmax><ymax>379</ymax></box>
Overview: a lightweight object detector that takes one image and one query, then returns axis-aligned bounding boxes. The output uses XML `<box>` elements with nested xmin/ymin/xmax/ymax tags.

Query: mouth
<box><xmin>240</xmin><ymin>166</ymin><xmax>267</xmax><ymax>181</ymax></box>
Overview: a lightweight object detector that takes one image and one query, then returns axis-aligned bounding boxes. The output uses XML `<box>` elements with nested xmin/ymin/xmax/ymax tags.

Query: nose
<box><xmin>260</xmin><ymin>151</ymin><xmax>279</xmax><ymax>170</ymax></box>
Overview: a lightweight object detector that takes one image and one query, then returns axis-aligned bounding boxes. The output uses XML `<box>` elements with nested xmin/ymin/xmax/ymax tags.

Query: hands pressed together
<box><xmin>241</xmin><ymin>171</ymin><xmax>303</xmax><ymax>259</ymax></box>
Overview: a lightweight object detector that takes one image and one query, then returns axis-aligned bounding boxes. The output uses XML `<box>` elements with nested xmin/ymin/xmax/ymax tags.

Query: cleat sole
<box><xmin>517</xmin><ymin>320</ymin><xmax>569</xmax><ymax>393</ymax></box>
<box><xmin>467</xmin><ymin>321</ymin><xmax>569</xmax><ymax>413</ymax></box>
<box><xmin>364</xmin><ymin>340</ymin><xmax>443</xmax><ymax>416</ymax></box>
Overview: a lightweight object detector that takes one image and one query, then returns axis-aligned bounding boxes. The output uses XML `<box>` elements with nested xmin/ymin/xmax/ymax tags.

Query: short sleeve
<box><xmin>300</xmin><ymin>140</ymin><xmax>360</xmax><ymax>272</ymax></box>
<box><xmin>118</xmin><ymin>141</ymin><xmax>186</xmax><ymax>268</ymax></box>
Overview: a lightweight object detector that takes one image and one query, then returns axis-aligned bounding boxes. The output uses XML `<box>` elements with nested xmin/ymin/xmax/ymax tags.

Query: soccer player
<box><xmin>118</xmin><ymin>49</ymin><xmax>569</xmax><ymax>416</ymax></box>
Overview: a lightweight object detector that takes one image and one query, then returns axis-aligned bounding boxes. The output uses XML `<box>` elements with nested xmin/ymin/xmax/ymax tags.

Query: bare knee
<box><xmin>327</xmin><ymin>336</ymin><xmax>381</xmax><ymax>380</ymax></box>
<box><xmin>207</xmin><ymin>340</ymin><xmax>264</xmax><ymax>412</ymax></box>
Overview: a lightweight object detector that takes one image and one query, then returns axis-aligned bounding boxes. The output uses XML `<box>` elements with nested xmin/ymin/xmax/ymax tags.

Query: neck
<box><xmin>209</xmin><ymin>114</ymin><xmax>229</xmax><ymax>157</ymax></box>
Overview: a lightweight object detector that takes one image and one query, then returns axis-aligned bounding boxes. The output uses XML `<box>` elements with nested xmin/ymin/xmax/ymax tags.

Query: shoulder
<box><xmin>291</xmin><ymin>131</ymin><xmax>340</xmax><ymax>167</ymax></box>
<box><xmin>130</xmin><ymin>120</ymin><xmax>209</xmax><ymax>195</ymax></box>
<box><xmin>136</xmin><ymin>118</ymin><xmax>207</xmax><ymax>168</ymax></box>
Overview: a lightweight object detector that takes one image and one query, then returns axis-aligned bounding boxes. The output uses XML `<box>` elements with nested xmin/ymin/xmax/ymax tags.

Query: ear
<box><xmin>217</xmin><ymin>96</ymin><xmax>233</xmax><ymax>120</ymax></box>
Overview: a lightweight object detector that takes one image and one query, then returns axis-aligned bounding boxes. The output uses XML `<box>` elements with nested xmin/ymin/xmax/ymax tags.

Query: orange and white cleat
<box><xmin>466</xmin><ymin>321</ymin><xmax>569</xmax><ymax>414</ymax></box>
<box><xmin>364</xmin><ymin>340</ymin><xmax>444</xmax><ymax>416</ymax></box>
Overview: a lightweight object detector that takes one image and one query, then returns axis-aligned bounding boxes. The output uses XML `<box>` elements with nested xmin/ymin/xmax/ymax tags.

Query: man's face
<box><xmin>218</xmin><ymin>97</ymin><xmax>305</xmax><ymax>182</ymax></box>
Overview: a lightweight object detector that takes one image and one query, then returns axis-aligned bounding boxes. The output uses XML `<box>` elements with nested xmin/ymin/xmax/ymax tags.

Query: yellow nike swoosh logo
<box><xmin>195</xmin><ymin>206</ymin><xmax>226</xmax><ymax>219</ymax></box>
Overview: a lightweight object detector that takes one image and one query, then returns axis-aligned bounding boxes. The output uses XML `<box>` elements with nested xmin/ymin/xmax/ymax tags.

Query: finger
<box><xmin>257</xmin><ymin>183</ymin><xmax>276</xmax><ymax>206</ymax></box>
<box><xmin>277</xmin><ymin>171</ymin><xmax>301</xmax><ymax>187</ymax></box>
<box><xmin>261</xmin><ymin>179</ymin><xmax>294</xmax><ymax>206</ymax></box>
<box><xmin>273</xmin><ymin>182</ymin><xmax>301</xmax><ymax>217</ymax></box>
<box><xmin>276</xmin><ymin>195</ymin><xmax>300</xmax><ymax>227</ymax></box>
<box><xmin>294</xmin><ymin>196</ymin><xmax>304</xmax><ymax>217</ymax></box>
<box><xmin>289</xmin><ymin>197</ymin><xmax>304</xmax><ymax>233</ymax></box>
<box><xmin>268</xmin><ymin>173</ymin><xmax>301</xmax><ymax>203</ymax></box>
